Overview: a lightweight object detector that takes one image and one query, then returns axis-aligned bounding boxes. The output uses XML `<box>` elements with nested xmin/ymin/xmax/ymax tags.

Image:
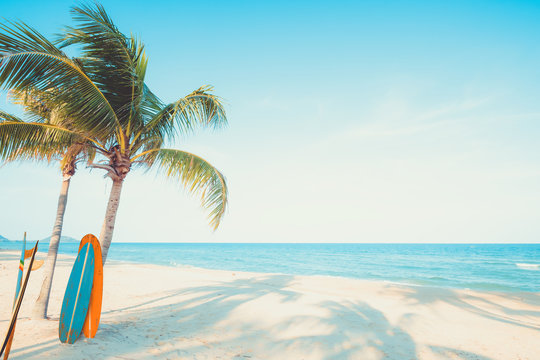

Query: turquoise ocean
<box><xmin>1</xmin><ymin>241</ymin><xmax>538</xmax><ymax>292</ymax></box>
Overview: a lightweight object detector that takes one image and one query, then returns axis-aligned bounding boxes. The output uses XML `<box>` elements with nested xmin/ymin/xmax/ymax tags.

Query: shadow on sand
<box><xmin>388</xmin><ymin>284</ymin><xmax>540</xmax><ymax>331</ymax></box>
<box><xmin>10</xmin><ymin>273</ymin><xmax>540</xmax><ymax>359</ymax></box>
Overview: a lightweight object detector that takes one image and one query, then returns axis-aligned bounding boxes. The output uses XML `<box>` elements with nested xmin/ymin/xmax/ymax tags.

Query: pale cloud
<box><xmin>324</xmin><ymin>94</ymin><xmax>495</xmax><ymax>144</ymax></box>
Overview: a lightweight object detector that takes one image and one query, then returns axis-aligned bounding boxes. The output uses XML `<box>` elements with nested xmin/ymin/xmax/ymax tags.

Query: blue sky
<box><xmin>1</xmin><ymin>0</ymin><xmax>540</xmax><ymax>243</ymax></box>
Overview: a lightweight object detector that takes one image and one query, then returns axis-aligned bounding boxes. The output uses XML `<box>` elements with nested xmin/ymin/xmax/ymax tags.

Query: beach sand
<box><xmin>1</xmin><ymin>250</ymin><xmax>539</xmax><ymax>360</ymax></box>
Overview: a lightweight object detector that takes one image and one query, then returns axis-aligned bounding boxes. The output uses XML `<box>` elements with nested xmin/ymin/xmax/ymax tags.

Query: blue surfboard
<box><xmin>59</xmin><ymin>243</ymin><xmax>95</xmax><ymax>344</ymax></box>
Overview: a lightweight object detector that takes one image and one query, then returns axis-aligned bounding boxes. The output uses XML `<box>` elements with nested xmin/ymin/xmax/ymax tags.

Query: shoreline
<box><xmin>2</xmin><ymin>248</ymin><xmax>538</xmax><ymax>295</ymax></box>
<box><xmin>1</xmin><ymin>250</ymin><xmax>539</xmax><ymax>359</ymax></box>
<box><xmin>2</xmin><ymin>248</ymin><xmax>537</xmax><ymax>294</ymax></box>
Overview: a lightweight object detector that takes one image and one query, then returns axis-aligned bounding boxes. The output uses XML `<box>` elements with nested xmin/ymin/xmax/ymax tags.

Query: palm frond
<box><xmin>129</xmin><ymin>132</ymin><xmax>164</xmax><ymax>156</ymax></box>
<box><xmin>10</xmin><ymin>88</ymin><xmax>79</xmax><ymax>128</ymax></box>
<box><xmin>138</xmin><ymin>84</ymin><xmax>164</xmax><ymax>121</ymax></box>
<box><xmin>8</xmin><ymin>88</ymin><xmax>53</xmax><ymax>122</ymax></box>
<box><xmin>0</xmin><ymin>20</ymin><xmax>62</xmax><ymax>55</ymax></box>
<box><xmin>59</xmin><ymin>3</ymin><xmax>148</xmax><ymax>132</ymax></box>
<box><xmin>137</xmin><ymin>148</ymin><xmax>228</xmax><ymax>230</ymax></box>
<box><xmin>0</xmin><ymin>120</ymin><xmax>91</xmax><ymax>162</ymax></box>
<box><xmin>140</xmin><ymin>86</ymin><xmax>227</xmax><ymax>143</ymax></box>
<box><xmin>0</xmin><ymin>109</ymin><xmax>24</xmax><ymax>123</ymax></box>
<box><xmin>0</xmin><ymin>20</ymin><xmax>120</xmax><ymax>139</ymax></box>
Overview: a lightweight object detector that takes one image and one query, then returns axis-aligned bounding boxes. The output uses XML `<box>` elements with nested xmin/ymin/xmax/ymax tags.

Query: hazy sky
<box><xmin>1</xmin><ymin>0</ymin><xmax>540</xmax><ymax>243</ymax></box>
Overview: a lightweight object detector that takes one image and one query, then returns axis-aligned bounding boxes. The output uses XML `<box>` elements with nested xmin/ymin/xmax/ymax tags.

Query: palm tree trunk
<box><xmin>32</xmin><ymin>177</ymin><xmax>70</xmax><ymax>319</ymax></box>
<box><xmin>99</xmin><ymin>179</ymin><xmax>124</xmax><ymax>265</ymax></box>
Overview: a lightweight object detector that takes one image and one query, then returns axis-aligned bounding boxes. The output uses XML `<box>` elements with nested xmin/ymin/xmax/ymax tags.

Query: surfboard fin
<box><xmin>31</xmin><ymin>260</ymin><xmax>44</xmax><ymax>271</ymax></box>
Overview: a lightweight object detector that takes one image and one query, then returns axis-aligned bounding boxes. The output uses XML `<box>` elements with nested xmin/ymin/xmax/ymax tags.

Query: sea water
<box><xmin>1</xmin><ymin>242</ymin><xmax>538</xmax><ymax>292</ymax></box>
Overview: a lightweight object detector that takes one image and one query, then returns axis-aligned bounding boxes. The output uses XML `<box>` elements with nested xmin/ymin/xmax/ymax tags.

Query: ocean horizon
<box><xmin>1</xmin><ymin>241</ymin><xmax>538</xmax><ymax>293</ymax></box>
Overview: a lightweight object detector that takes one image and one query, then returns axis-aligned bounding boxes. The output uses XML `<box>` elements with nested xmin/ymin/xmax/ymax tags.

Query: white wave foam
<box><xmin>516</xmin><ymin>263</ymin><xmax>539</xmax><ymax>270</ymax></box>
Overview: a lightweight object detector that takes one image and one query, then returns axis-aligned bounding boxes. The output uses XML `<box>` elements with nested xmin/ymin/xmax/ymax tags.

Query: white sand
<box><xmin>1</xmin><ymin>250</ymin><xmax>539</xmax><ymax>360</ymax></box>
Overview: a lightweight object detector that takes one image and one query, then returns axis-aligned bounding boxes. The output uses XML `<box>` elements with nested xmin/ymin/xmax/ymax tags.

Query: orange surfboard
<box><xmin>78</xmin><ymin>234</ymin><xmax>103</xmax><ymax>338</ymax></box>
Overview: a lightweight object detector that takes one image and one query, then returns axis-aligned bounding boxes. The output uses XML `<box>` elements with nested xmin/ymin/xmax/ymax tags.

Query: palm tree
<box><xmin>0</xmin><ymin>3</ymin><xmax>228</xmax><ymax>317</ymax></box>
<box><xmin>0</xmin><ymin>89</ymin><xmax>100</xmax><ymax>319</ymax></box>
<box><xmin>57</xmin><ymin>4</ymin><xmax>228</xmax><ymax>263</ymax></box>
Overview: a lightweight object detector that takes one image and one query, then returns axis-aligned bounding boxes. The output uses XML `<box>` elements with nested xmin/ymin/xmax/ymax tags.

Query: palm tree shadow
<box><xmin>428</xmin><ymin>345</ymin><xmax>494</xmax><ymax>360</ymax></box>
<box><xmin>12</xmin><ymin>274</ymin><xmax>420</xmax><ymax>359</ymax></box>
<box><xmin>263</xmin><ymin>300</ymin><xmax>418</xmax><ymax>359</ymax></box>
<box><xmin>387</xmin><ymin>285</ymin><xmax>540</xmax><ymax>331</ymax></box>
<box><xmin>102</xmin><ymin>274</ymin><xmax>302</xmax><ymax>316</ymax></box>
<box><xmin>13</xmin><ymin>273</ymin><xmax>533</xmax><ymax>359</ymax></box>
<box><xmin>11</xmin><ymin>274</ymin><xmax>525</xmax><ymax>359</ymax></box>
<box><xmin>7</xmin><ymin>338</ymin><xmax>58</xmax><ymax>358</ymax></box>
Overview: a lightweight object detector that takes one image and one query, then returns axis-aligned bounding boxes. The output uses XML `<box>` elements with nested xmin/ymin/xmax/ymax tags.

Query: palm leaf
<box><xmin>0</xmin><ymin>119</ymin><xmax>91</xmax><ymax>162</ymax></box>
<box><xmin>59</xmin><ymin>3</ymin><xmax>148</xmax><ymax>133</ymax></box>
<box><xmin>140</xmin><ymin>86</ymin><xmax>227</xmax><ymax>143</ymax></box>
<box><xmin>8</xmin><ymin>88</ymin><xmax>53</xmax><ymax>122</ymax></box>
<box><xmin>0</xmin><ymin>20</ymin><xmax>120</xmax><ymax>140</ymax></box>
<box><xmin>136</xmin><ymin>148</ymin><xmax>228</xmax><ymax>230</ymax></box>
<box><xmin>138</xmin><ymin>84</ymin><xmax>165</xmax><ymax>122</ymax></box>
<box><xmin>0</xmin><ymin>110</ymin><xmax>24</xmax><ymax>123</ymax></box>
